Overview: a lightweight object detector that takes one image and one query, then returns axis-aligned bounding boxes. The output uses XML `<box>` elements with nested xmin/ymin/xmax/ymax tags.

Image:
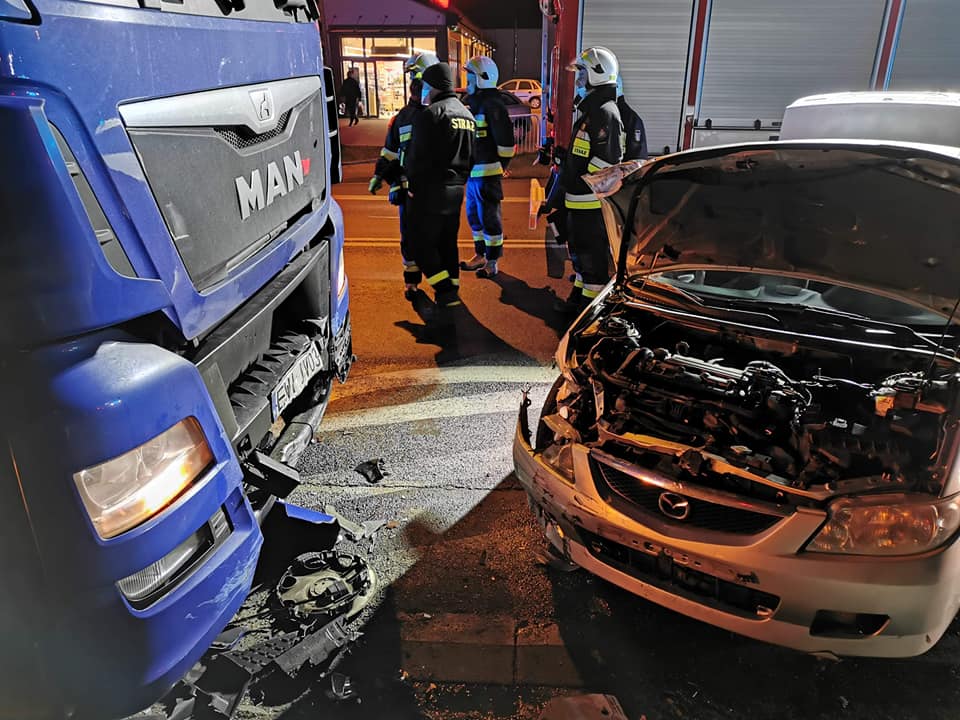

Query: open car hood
<box><xmin>587</xmin><ymin>142</ymin><xmax>960</xmax><ymax>319</ymax></box>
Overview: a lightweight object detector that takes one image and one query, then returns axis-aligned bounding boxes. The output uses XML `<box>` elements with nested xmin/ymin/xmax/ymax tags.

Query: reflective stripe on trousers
<box><xmin>564</xmin><ymin>192</ymin><xmax>601</xmax><ymax>210</ymax></box>
<box><xmin>470</xmin><ymin>162</ymin><xmax>503</xmax><ymax>178</ymax></box>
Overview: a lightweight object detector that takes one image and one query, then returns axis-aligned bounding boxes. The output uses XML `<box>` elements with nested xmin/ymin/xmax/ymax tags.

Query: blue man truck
<box><xmin>0</xmin><ymin>0</ymin><xmax>350</xmax><ymax>715</ymax></box>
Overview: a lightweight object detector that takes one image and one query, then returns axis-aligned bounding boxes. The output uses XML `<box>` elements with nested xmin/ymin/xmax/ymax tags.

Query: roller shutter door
<box><xmin>697</xmin><ymin>0</ymin><xmax>886</xmax><ymax>126</ymax></box>
<box><xmin>889</xmin><ymin>0</ymin><xmax>960</xmax><ymax>91</ymax></box>
<box><xmin>581</xmin><ymin>0</ymin><xmax>695</xmax><ymax>154</ymax></box>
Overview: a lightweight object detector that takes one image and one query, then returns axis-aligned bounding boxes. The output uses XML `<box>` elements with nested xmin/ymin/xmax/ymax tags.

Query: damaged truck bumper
<box><xmin>513</xmin><ymin>401</ymin><xmax>960</xmax><ymax>658</ymax></box>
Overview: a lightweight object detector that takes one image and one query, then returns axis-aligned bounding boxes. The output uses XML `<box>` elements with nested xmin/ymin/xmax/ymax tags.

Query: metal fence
<box><xmin>511</xmin><ymin>113</ymin><xmax>542</xmax><ymax>155</ymax></box>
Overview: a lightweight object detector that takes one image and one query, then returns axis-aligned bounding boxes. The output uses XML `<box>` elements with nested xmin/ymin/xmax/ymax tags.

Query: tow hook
<box><xmin>242</xmin><ymin>451</ymin><xmax>300</xmax><ymax>498</ymax></box>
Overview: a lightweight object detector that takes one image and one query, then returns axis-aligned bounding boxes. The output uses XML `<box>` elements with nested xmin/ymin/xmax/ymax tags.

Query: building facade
<box><xmin>324</xmin><ymin>0</ymin><xmax>494</xmax><ymax>119</ymax></box>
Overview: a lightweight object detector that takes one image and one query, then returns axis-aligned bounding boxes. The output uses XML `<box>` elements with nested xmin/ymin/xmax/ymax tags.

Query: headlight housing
<box><xmin>807</xmin><ymin>493</ymin><xmax>960</xmax><ymax>556</ymax></box>
<box><xmin>335</xmin><ymin>247</ymin><xmax>347</xmax><ymax>299</ymax></box>
<box><xmin>74</xmin><ymin>418</ymin><xmax>213</xmax><ymax>539</ymax></box>
<box><xmin>541</xmin><ymin>442</ymin><xmax>575</xmax><ymax>481</ymax></box>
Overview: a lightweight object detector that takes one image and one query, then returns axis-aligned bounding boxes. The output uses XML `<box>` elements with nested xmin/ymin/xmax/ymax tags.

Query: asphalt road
<box><xmin>226</xmin><ymin>170</ymin><xmax>960</xmax><ymax>720</ymax></box>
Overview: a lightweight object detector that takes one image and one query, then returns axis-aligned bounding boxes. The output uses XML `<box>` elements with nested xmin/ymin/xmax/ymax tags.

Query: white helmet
<box><xmin>568</xmin><ymin>46</ymin><xmax>618</xmax><ymax>88</ymax></box>
<box><xmin>464</xmin><ymin>55</ymin><xmax>499</xmax><ymax>90</ymax></box>
<box><xmin>405</xmin><ymin>51</ymin><xmax>439</xmax><ymax>80</ymax></box>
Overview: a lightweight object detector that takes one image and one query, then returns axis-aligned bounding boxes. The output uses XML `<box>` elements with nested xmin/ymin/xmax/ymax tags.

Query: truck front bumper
<box><xmin>4</xmin><ymin>333</ymin><xmax>262</xmax><ymax>718</ymax></box>
<box><xmin>513</xmin><ymin>400</ymin><xmax>960</xmax><ymax>659</ymax></box>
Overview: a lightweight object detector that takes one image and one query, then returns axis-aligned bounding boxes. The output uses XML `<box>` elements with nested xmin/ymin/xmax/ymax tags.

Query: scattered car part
<box><xmin>324</xmin><ymin>504</ymin><xmax>387</xmax><ymax>546</ymax></box>
<box><xmin>354</xmin><ymin>457</ymin><xmax>388</xmax><ymax>484</ymax></box>
<box><xmin>326</xmin><ymin>672</ymin><xmax>356</xmax><ymax>701</ymax></box>
<box><xmin>272</xmin><ymin>616</ymin><xmax>360</xmax><ymax>678</ymax></box>
<box><xmin>276</xmin><ymin>550</ymin><xmax>377</xmax><ymax>624</ymax></box>
<box><xmin>539</xmin><ymin>694</ymin><xmax>629</xmax><ymax>720</ymax></box>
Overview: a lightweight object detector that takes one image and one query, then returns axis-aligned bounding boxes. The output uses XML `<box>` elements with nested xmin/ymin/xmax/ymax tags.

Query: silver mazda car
<box><xmin>515</xmin><ymin>140</ymin><xmax>960</xmax><ymax>657</ymax></box>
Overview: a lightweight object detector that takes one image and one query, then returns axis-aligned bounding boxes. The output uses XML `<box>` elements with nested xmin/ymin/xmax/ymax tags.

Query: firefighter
<box><xmin>459</xmin><ymin>56</ymin><xmax>516</xmax><ymax>278</ymax></box>
<box><xmin>548</xmin><ymin>46</ymin><xmax>623</xmax><ymax>314</ymax></box>
<box><xmin>402</xmin><ymin>62</ymin><xmax>475</xmax><ymax>312</ymax></box>
<box><xmin>616</xmin><ymin>75</ymin><xmax>648</xmax><ymax>161</ymax></box>
<box><xmin>369</xmin><ymin>51</ymin><xmax>439</xmax><ymax>300</ymax></box>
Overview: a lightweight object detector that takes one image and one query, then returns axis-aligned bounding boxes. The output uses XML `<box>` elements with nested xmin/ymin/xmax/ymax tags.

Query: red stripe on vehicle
<box><xmin>874</xmin><ymin>0</ymin><xmax>904</xmax><ymax>90</ymax></box>
<box><xmin>686</xmin><ymin>0</ymin><xmax>710</xmax><ymax>106</ymax></box>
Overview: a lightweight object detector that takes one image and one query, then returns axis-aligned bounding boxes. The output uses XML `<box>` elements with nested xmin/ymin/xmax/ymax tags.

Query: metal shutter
<box><xmin>581</xmin><ymin>0</ymin><xmax>695</xmax><ymax>154</ymax></box>
<box><xmin>698</xmin><ymin>0</ymin><xmax>886</xmax><ymax>126</ymax></box>
<box><xmin>889</xmin><ymin>0</ymin><xmax>960</xmax><ymax>91</ymax></box>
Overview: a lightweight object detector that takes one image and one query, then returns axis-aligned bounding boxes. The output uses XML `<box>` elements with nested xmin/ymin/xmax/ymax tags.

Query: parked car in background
<box><xmin>457</xmin><ymin>89</ymin><xmax>533</xmax><ymax>146</ymax></box>
<box><xmin>499</xmin><ymin>78</ymin><xmax>542</xmax><ymax>109</ymax></box>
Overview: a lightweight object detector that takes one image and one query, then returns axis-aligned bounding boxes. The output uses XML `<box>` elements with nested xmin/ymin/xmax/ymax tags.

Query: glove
<box><xmin>537</xmin><ymin>201</ymin><xmax>548</xmax><ymax>217</ymax></box>
<box><xmin>368</xmin><ymin>176</ymin><xmax>383</xmax><ymax>194</ymax></box>
<box><xmin>546</xmin><ymin>209</ymin><xmax>566</xmax><ymax>245</ymax></box>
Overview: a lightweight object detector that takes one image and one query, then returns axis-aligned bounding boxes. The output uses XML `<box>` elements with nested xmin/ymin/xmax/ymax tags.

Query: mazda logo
<box><xmin>658</xmin><ymin>492</ymin><xmax>690</xmax><ymax>520</ymax></box>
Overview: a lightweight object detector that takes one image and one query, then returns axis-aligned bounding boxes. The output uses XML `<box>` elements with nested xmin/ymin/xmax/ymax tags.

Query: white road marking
<box><xmin>317</xmin><ymin>389</ymin><xmax>537</xmax><ymax>432</ymax></box>
<box><xmin>302</xmin><ymin>444</ymin><xmax>516</xmax><ymax>486</ymax></box>
<box><xmin>330</xmin><ymin>364</ymin><xmax>557</xmax><ymax>400</ymax></box>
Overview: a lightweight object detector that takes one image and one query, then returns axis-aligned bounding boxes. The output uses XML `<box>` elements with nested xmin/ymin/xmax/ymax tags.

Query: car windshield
<box><xmin>642</xmin><ymin>270</ymin><xmax>950</xmax><ymax>327</ymax></box>
<box><xmin>615</xmin><ymin>146</ymin><xmax>960</xmax><ymax>330</ymax></box>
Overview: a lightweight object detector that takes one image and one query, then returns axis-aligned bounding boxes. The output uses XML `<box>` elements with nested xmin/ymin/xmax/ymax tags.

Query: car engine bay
<box><xmin>545</xmin><ymin>298</ymin><xmax>960</xmax><ymax>509</ymax></box>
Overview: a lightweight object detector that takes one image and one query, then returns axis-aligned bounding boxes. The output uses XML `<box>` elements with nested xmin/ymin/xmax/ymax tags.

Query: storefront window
<box><xmin>368</xmin><ymin>37</ymin><xmax>410</xmax><ymax>57</ymax></box>
<box><xmin>411</xmin><ymin>37</ymin><xmax>436</xmax><ymax>55</ymax></box>
<box><xmin>341</xmin><ymin>37</ymin><xmax>365</xmax><ymax>57</ymax></box>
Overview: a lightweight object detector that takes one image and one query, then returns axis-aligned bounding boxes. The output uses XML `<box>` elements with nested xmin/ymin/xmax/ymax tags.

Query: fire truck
<box><xmin>541</xmin><ymin>0</ymin><xmax>960</xmax><ymax>154</ymax></box>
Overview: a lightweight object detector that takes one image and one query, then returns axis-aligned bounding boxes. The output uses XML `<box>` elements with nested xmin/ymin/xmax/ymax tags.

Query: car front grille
<box><xmin>593</xmin><ymin>458</ymin><xmax>784</xmax><ymax>536</ymax></box>
<box><xmin>580</xmin><ymin>529</ymin><xmax>780</xmax><ymax>619</ymax></box>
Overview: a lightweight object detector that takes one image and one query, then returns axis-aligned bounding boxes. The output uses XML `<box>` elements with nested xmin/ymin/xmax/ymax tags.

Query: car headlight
<box><xmin>807</xmin><ymin>494</ymin><xmax>960</xmax><ymax>556</ymax></box>
<box><xmin>74</xmin><ymin>418</ymin><xmax>213</xmax><ymax>539</ymax></box>
<box><xmin>541</xmin><ymin>442</ymin><xmax>574</xmax><ymax>481</ymax></box>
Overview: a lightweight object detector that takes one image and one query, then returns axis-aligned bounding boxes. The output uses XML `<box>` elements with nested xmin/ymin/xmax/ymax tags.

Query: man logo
<box><xmin>249</xmin><ymin>88</ymin><xmax>274</xmax><ymax>123</ymax></box>
<box><xmin>235</xmin><ymin>151</ymin><xmax>309</xmax><ymax>220</ymax></box>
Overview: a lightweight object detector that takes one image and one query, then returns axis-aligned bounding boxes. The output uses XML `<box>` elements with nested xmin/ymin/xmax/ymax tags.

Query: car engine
<box><xmin>553</xmin><ymin>308</ymin><xmax>960</xmax><ymax>501</ymax></box>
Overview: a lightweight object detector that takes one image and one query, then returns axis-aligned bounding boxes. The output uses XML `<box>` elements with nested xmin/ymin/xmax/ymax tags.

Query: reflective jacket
<box><xmin>463</xmin><ymin>89</ymin><xmax>516</xmax><ymax>178</ymax></box>
<box><xmin>617</xmin><ymin>96</ymin><xmax>648</xmax><ymax>161</ymax></box>
<box><xmin>403</xmin><ymin>92</ymin><xmax>476</xmax><ymax>213</ymax></box>
<box><xmin>375</xmin><ymin>98</ymin><xmax>424</xmax><ymax>186</ymax></box>
<box><xmin>559</xmin><ymin>85</ymin><xmax>623</xmax><ymax>210</ymax></box>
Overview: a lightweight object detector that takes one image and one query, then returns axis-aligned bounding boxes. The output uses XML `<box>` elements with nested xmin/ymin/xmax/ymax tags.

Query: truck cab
<box><xmin>0</xmin><ymin>0</ymin><xmax>349</xmax><ymax>715</ymax></box>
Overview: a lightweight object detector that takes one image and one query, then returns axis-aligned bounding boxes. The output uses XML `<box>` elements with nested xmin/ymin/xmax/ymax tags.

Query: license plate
<box><xmin>270</xmin><ymin>343</ymin><xmax>323</xmax><ymax>420</ymax></box>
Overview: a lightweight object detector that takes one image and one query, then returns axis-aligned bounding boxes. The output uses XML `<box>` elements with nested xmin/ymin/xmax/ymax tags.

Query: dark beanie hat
<box><xmin>421</xmin><ymin>62</ymin><xmax>455</xmax><ymax>92</ymax></box>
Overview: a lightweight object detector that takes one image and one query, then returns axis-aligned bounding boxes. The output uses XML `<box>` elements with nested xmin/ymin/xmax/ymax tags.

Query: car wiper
<box><xmin>721</xmin><ymin>300</ymin><xmax>942</xmax><ymax>351</ymax></box>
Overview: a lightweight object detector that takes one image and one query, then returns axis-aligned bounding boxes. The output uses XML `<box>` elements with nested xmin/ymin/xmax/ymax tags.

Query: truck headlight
<box><xmin>74</xmin><ymin>418</ymin><xmax>213</xmax><ymax>539</ymax></box>
<box><xmin>335</xmin><ymin>247</ymin><xmax>347</xmax><ymax>299</ymax></box>
<box><xmin>807</xmin><ymin>494</ymin><xmax>960</xmax><ymax>556</ymax></box>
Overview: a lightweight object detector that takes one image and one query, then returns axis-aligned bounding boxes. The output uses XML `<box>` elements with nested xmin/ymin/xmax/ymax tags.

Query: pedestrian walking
<box><xmin>369</xmin><ymin>51</ymin><xmax>439</xmax><ymax>300</ymax></box>
<box><xmin>617</xmin><ymin>75</ymin><xmax>648</xmax><ymax>161</ymax></box>
<box><xmin>402</xmin><ymin>62</ymin><xmax>476</xmax><ymax>314</ymax></box>
<box><xmin>341</xmin><ymin>68</ymin><xmax>362</xmax><ymax>127</ymax></box>
<box><xmin>459</xmin><ymin>56</ymin><xmax>516</xmax><ymax>279</ymax></box>
<box><xmin>545</xmin><ymin>46</ymin><xmax>623</xmax><ymax>315</ymax></box>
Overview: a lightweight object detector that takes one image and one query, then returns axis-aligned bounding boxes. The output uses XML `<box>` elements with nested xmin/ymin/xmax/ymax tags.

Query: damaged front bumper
<box><xmin>513</xmin><ymin>398</ymin><xmax>960</xmax><ymax>658</ymax></box>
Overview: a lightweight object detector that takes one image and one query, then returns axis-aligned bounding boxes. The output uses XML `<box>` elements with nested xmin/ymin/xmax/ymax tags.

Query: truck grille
<box><xmin>216</xmin><ymin>110</ymin><xmax>292</xmax><ymax>149</ymax></box>
<box><xmin>593</xmin><ymin>459</ymin><xmax>783</xmax><ymax>536</ymax></box>
<box><xmin>121</xmin><ymin>77</ymin><xmax>326</xmax><ymax>290</ymax></box>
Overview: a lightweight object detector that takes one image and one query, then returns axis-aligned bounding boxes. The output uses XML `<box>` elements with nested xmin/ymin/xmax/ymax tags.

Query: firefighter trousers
<box><xmin>567</xmin><ymin>208</ymin><xmax>610</xmax><ymax>299</ymax></box>
<box><xmin>406</xmin><ymin>193</ymin><xmax>463</xmax><ymax>306</ymax></box>
<box><xmin>465</xmin><ymin>176</ymin><xmax>504</xmax><ymax>261</ymax></box>
<box><xmin>397</xmin><ymin>204</ymin><xmax>422</xmax><ymax>286</ymax></box>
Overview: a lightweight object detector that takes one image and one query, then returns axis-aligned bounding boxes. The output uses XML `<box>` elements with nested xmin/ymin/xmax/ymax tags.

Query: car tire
<box><xmin>529</xmin><ymin>96</ymin><xmax>541</xmax><ymax>109</ymax></box>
